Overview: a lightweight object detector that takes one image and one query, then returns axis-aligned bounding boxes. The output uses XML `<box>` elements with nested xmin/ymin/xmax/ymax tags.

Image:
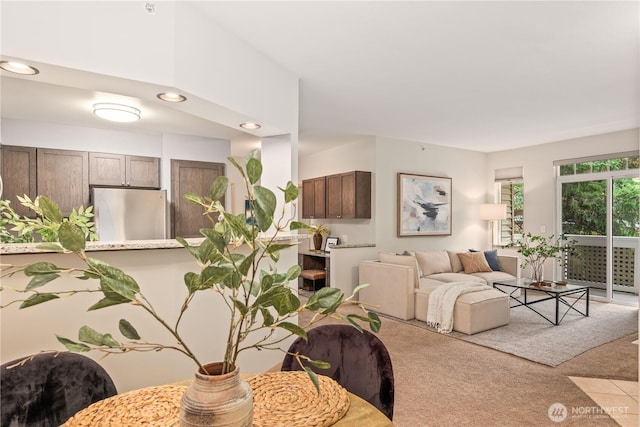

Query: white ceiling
<box><xmin>1</xmin><ymin>1</ymin><xmax>638</xmax><ymax>156</ymax></box>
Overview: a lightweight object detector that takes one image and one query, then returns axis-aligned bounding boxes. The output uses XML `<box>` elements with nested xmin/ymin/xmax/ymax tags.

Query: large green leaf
<box><xmin>289</xmin><ymin>221</ymin><xmax>310</xmax><ymax>232</ymax></box>
<box><xmin>259</xmin><ymin>307</ymin><xmax>274</xmax><ymax>326</ymax></box>
<box><xmin>35</xmin><ymin>242</ymin><xmax>64</xmax><ymax>252</ymax></box>
<box><xmin>246</xmin><ymin>157</ymin><xmax>262</xmax><ymax>185</ymax></box>
<box><xmin>304</xmin><ymin>367</ymin><xmax>321</xmax><ymax>394</ymax></box>
<box><xmin>314</xmin><ymin>287</ymin><xmax>344</xmax><ymax>310</ymax></box>
<box><xmin>19</xmin><ymin>293</ymin><xmax>59</xmax><ymax>308</ymax></box>
<box><xmin>24</xmin><ymin>262</ymin><xmax>60</xmax><ymax>276</ymax></box>
<box><xmin>38</xmin><ymin>196</ymin><xmax>63</xmax><ymax>223</ymax></box>
<box><xmin>271</xmin><ymin>291</ymin><xmax>299</xmax><ymax>316</ymax></box>
<box><xmin>201</xmin><ymin>266</ymin><xmax>231</xmax><ymax>289</ymax></box>
<box><xmin>228</xmin><ymin>156</ymin><xmax>247</xmax><ymax>181</ymax></box>
<box><xmin>282</xmin><ymin>181</ymin><xmax>298</xmax><ymax>203</ymax></box>
<box><xmin>231</xmin><ymin>297</ymin><xmax>249</xmax><ymax>316</ymax></box>
<box><xmin>200</xmin><ymin>228</ymin><xmax>227</xmax><ymax>252</ymax></box>
<box><xmin>238</xmin><ymin>250</ymin><xmax>258</xmax><ymax>276</ymax></box>
<box><xmin>58</xmin><ymin>222</ymin><xmax>86</xmax><ymax>252</ymax></box>
<box><xmin>79</xmin><ymin>325</ymin><xmax>120</xmax><ymax>347</ymax></box>
<box><xmin>26</xmin><ymin>273</ymin><xmax>60</xmax><ymax>290</ymax></box>
<box><xmin>56</xmin><ymin>336</ymin><xmax>90</xmax><ymax>352</ymax></box>
<box><xmin>184</xmin><ymin>272</ymin><xmax>202</xmax><ymax>294</ymax></box>
<box><xmin>119</xmin><ymin>319</ymin><xmax>140</xmax><ymax>340</ymax></box>
<box><xmin>210</xmin><ymin>176</ymin><xmax>229</xmax><ymax>201</ymax></box>
<box><xmin>253</xmin><ymin>185</ymin><xmax>276</xmax><ymax>232</ymax></box>
<box><xmin>88</xmin><ymin>297</ymin><xmax>129</xmax><ymax>311</ymax></box>
<box><xmin>277</xmin><ymin>321</ymin><xmax>307</xmax><ymax>339</ymax></box>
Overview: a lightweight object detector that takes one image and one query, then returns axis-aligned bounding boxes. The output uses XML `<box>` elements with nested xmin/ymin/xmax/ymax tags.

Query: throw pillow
<box><xmin>483</xmin><ymin>249</ymin><xmax>501</xmax><ymax>271</ymax></box>
<box><xmin>458</xmin><ymin>251</ymin><xmax>493</xmax><ymax>274</ymax></box>
<box><xmin>415</xmin><ymin>250</ymin><xmax>453</xmax><ymax>277</ymax></box>
<box><xmin>447</xmin><ymin>250</ymin><xmax>465</xmax><ymax>273</ymax></box>
<box><xmin>469</xmin><ymin>249</ymin><xmax>501</xmax><ymax>271</ymax></box>
<box><xmin>379</xmin><ymin>252</ymin><xmax>420</xmax><ymax>286</ymax></box>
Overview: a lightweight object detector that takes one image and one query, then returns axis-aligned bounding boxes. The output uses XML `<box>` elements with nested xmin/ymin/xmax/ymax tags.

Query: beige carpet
<box><xmin>299</xmin><ymin>300</ymin><xmax>638</xmax><ymax>427</ymax></box>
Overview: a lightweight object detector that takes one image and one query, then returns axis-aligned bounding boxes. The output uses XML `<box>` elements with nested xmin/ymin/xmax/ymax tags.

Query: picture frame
<box><xmin>324</xmin><ymin>236</ymin><xmax>340</xmax><ymax>252</ymax></box>
<box><xmin>397</xmin><ymin>173</ymin><xmax>452</xmax><ymax>237</ymax></box>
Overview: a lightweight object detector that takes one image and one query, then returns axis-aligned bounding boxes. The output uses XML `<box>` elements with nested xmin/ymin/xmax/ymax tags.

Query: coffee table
<box><xmin>493</xmin><ymin>279</ymin><xmax>589</xmax><ymax>325</ymax></box>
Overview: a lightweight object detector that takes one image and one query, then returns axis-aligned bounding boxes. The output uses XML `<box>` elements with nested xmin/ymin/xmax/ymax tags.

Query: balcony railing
<box><xmin>563</xmin><ymin>235</ymin><xmax>638</xmax><ymax>295</ymax></box>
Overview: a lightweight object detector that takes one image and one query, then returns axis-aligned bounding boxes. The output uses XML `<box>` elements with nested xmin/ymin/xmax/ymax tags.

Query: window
<box><xmin>497</xmin><ymin>180</ymin><xmax>524</xmax><ymax>245</ymax></box>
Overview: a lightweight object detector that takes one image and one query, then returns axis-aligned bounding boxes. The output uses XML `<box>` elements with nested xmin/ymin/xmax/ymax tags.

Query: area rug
<box><xmin>401</xmin><ymin>300</ymin><xmax>638</xmax><ymax>367</ymax></box>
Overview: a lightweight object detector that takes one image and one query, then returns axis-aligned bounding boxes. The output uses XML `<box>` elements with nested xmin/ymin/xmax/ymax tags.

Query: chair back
<box><xmin>281</xmin><ymin>324</ymin><xmax>394</xmax><ymax>420</ymax></box>
<box><xmin>1</xmin><ymin>352</ymin><xmax>117</xmax><ymax>426</ymax></box>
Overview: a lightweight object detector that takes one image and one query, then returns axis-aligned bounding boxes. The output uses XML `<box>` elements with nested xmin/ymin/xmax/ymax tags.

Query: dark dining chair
<box><xmin>281</xmin><ymin>324</ymin><xmax>395</xmax><ymax>420</ymax></box>
<box><xmin>1</xmin><ymin>352</ymin><xmax>117</xmax><ymax>427</ymax></box>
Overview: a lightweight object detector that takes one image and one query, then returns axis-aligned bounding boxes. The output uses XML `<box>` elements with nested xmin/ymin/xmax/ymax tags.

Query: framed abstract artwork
<box><xmin>397</xmin><ymin>173</ymin><xmax>452</xmax><ymax>236</ymax></box>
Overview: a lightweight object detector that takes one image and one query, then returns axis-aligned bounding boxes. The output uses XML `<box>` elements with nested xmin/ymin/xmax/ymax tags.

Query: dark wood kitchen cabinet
<box><xmin>37</xmin><ymin>148</ymin><xmax>89</xmax><ymax>216</ymax></box>
<box><xmin>171</xmin><ymin>159</ymin><xmax>225</xmax><ymax>238</ymax></box>
<box><xmin>301</xmin><ymin>177</ymin><xmax>326</xmax><ymax>219</ymax></box>
<box><xmin>89</xmin><ymin>152</ymin><xmax>160</xmax><ymax>188</ymax></box>
<box><xmin>0</xmin><ymin>145</ymin><xmax>37</xmax><ymax>217</ymax></box>
<box><xmin>325</xmin><ymin>171</ymin><xmax>371</xmax><ymax>219</ymax></box>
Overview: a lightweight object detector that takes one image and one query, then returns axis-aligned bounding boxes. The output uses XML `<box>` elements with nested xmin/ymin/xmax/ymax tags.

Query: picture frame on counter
<box><xmin>324</xmin><ymin>236</ymin><xmax>340</xmax><ymax>252</ymax></box>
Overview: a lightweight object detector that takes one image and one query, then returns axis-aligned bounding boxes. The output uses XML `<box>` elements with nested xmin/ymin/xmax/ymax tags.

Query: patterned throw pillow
<box><xmin>458</xmin><ymin>251</ymin><xmax>493</xmax><ymax>274</ymax></box>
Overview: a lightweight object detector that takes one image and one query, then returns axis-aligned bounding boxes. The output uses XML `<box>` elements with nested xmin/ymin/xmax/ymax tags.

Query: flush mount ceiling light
<box><xmin>157</xmin><ymin>92</ymin><xmax>186</xmax><ymax>103</ymax></box>
<box><xmin>239</xmin><ymin>122</ymin><xmax>261</xmax><ymax>130</ymax></box>
<box><xmin>0</xmin><ymin>60</ymin><xmax>39</xmax><ymax>75</ymax></box>
<box><xmin>93</xmin><ymin>103</ymin><xmax>141</xmax><ymax>123</ymax></box>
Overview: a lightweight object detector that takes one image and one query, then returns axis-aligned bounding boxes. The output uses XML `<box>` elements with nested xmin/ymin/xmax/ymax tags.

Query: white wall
<box><xmin>375</xmin><ymin>136</ymin><xmax>489</xmax><ymax>254</ymax></box>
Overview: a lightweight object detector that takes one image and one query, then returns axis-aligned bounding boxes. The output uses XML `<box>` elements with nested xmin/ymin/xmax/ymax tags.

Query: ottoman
<box><xmin>414</xmin><ymin>285</ymin><xmax>510</xmax><ymax>335</ymax></box>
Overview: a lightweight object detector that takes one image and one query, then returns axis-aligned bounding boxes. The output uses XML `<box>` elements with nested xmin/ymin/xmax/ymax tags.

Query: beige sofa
<box><xmin>358</xmin><ymin>249</ymin><xmax>520</xmax><ymax>334</ymax></box>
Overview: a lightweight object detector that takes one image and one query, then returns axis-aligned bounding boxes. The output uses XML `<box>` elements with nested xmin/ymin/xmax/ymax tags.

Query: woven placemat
<box><xmin>63</xmin><ymin>384</ymin><xmax>186</xmax><ymax>427</ymax></box>
<box><xmin>248</xmin><ymin>371</ymin><xmax>350</xmax><ymax>427</ymax></box>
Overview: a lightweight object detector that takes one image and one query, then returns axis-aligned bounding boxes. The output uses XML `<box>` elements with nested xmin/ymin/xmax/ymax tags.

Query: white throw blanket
<box><xmin>426</xmin><ymin>282</ymin><xmax>492</xmax><ymax>334</ymax></box>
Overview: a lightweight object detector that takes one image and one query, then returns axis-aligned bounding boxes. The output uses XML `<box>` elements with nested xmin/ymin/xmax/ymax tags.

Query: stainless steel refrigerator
<box><xmin>91</xmin><ymin>188</ymin><xmax>167</xmax><ymax>241</ymax></box>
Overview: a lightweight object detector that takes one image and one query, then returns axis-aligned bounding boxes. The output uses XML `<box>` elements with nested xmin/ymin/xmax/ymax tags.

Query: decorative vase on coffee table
<box><xmin>180</xmin><ymin>362</ymin><xmax>253</xmax><ymax>427</ymax></box>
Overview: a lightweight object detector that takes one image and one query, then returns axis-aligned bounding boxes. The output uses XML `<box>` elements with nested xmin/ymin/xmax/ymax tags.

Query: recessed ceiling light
<box><xmin>0</xmin><ymin>61</ymin><xmax>39</xmax><ymax>75</ymax></box>
<box><xmin>240</xmin><ymin>122</ymin><xmax>261</xmax><ymax>130</ymax></box>
<box><xmin>93</xmin><ymin>103</ymin><xmax>141</xmax><ymax>123</ymax></box>
<box><xmin>157</xmin><ymin>92</ymin><xmax>186</xmax><ymax>103</ymax></box>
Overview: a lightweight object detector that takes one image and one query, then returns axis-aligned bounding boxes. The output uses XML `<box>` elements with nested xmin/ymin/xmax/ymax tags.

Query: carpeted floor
<box><xmin>298</xmin><ymin>296</ymin><xmax>638</xmax><ymax>427</ymax></box>
<box><xmin>404</xmin><ymin>299</ymin><xmax>638</xmax><ymax>367</ymax></box>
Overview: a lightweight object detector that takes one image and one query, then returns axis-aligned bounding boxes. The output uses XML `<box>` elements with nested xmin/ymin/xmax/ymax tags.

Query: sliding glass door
<box><xmin>557</xmin><ymin>163</ymin><xmax>639</xmax><ymax>305</ymax></box>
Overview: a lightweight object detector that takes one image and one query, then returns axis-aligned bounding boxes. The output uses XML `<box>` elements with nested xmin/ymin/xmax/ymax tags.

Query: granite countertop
<box><xmin>1</xmin><ymin>233</ymin><xmax>307</xmax><ymax>255</ymax></box>
<box><xmin>332</xmin><ymin>243</ymin><xmax>376</xmax><ymax>249</ymax></box>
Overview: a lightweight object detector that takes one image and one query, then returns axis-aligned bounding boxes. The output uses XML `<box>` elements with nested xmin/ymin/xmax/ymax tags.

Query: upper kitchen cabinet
<box><xmin>302</xmin><ymin>177</ymin><xmax>326</xmax><ymax>219</ymax></box>
<box><xmin>0</xmin><ymin>145</ymin><xmax>37</xmax><ymax>217</ymax></box>
<box><xmin>89</xmin><ymin>152</ymin><xmax>160</xmax><ymax>188</ymax></box>
<box><xmin>326</xmin><ymin>171</ymin><xmax>372</xmax><ymax>219</ymax></box>
<box><xmin>37</xmin><ymin>148</ymin><xmax>89</xmax><ymax>216</ymax></box>
<box><xmin>171</xmin><ymin>159</ymin><xmax>225</xmax><ymax>238</ymax></box>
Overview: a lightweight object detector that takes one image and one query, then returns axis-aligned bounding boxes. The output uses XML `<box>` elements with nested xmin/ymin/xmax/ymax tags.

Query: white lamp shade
<box><xmin>479</xmin><ymin>204</ymin><xmax>507</xmax><ymax>221</ymax></box>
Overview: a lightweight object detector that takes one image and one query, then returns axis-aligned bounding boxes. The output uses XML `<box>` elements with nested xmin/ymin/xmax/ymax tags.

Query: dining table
<box><xmin>63</xmin><ymin>370</ymin><xmax>395</xmax><ymax>427</ymax></box>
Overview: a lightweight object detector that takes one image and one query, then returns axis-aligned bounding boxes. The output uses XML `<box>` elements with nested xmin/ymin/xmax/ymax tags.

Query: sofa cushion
<box><xmin>458</xmin><ymin>252</ymin><xmax>492</xmax><ymax>274</ymax></box>
<box><xmin>379</xmin><ymin>252</ymin><xmax>420</xmax><ymax>286</ymax></box>
<box><xmin>447</xmin><ymin>250</ymin><xmax>466</xmax><ymax>273</ymax></box>
<box><xmin>415</xmin><ymin>250</ymin><xmax>452</xmax><ymax>276</ymax></box>
<box><xmin>470</xmin><ymin>270</ymin><xmax>516</xmax><ymax>286</ymax></box>
<box><xmin>425</xmin><ymin>272</ymin><xmax>486</xmax><ymax>284</ymax></box>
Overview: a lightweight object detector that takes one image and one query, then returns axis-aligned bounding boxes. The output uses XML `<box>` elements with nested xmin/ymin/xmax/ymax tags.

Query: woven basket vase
<box><xmin>180</xmin><ymin>362</ymin><xmax>253</xmax><ymax>427</ymax></box>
